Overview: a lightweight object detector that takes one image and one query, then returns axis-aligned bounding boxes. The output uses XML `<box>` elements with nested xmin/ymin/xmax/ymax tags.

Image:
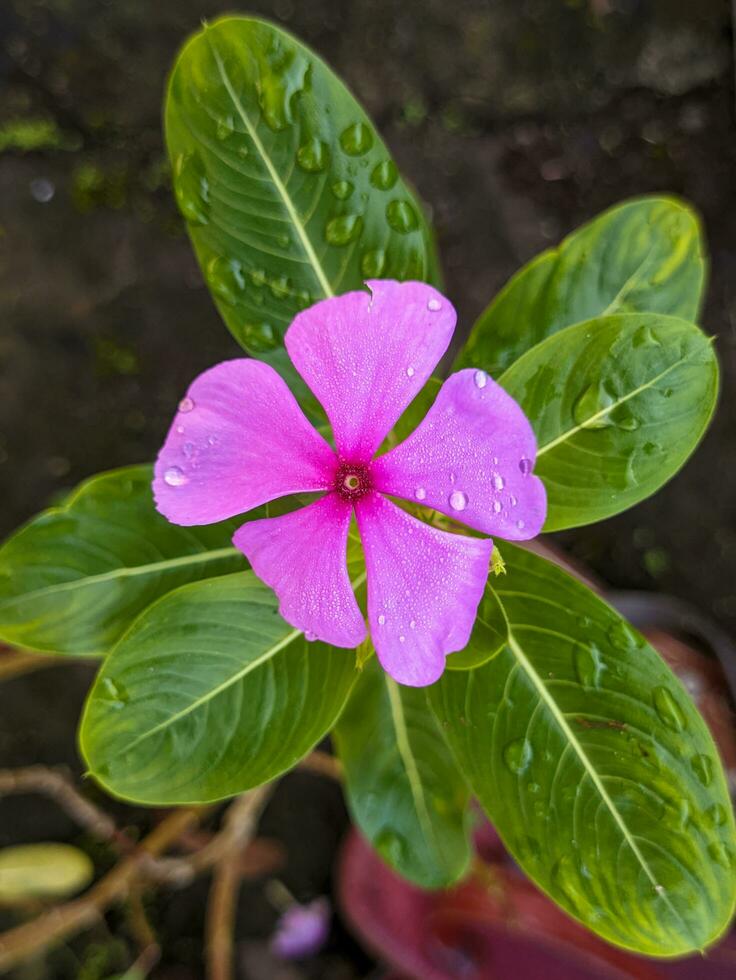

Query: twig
<box><xmin>205</xmin><ymin>785</ymin><xmax>273</xmax><ymax>980</ymax></box>
<box><xmin>0</xmin><ymin>806</ymin><xmax>205</xmax><ymax>972</ymax></box>
<box><xmin>0</xmin><ymin>766</ymin><xmax>122</xmax><ymax>846</ymax></box>
<box><xmin>0</xmin><ymin>649</ymin><xmax>60</xmax><ymax>682</ymax></box>
<box><xmin>299</xmin><ymin>750</ymin><xmax>342</xmax><ymax>781</ymax></box>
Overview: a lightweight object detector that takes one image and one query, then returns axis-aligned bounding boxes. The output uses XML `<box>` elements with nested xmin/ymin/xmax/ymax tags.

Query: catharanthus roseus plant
<box><xmin>0</xmin><ymin>12</ymin><xmax>734</xmax><ymax>965</ymax></box>
<box><xmin>153</xmin><ymin>280</ymin><xmax>545</xmax><ymax>686</ymax></box>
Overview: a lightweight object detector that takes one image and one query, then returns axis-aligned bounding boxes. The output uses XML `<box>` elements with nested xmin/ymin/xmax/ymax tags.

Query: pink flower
<box><xmin>153</xmin><ymin>281</ymin><xmax>546</xmax><ymax>687</ymax></box>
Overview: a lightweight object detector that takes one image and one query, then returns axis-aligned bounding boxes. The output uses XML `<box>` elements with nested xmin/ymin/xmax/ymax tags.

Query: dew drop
<box><xmin>573</xmin><ymin>382</ymin><xmax>616</xmax><ymax>429</ymax></box>
<box><xmin>325</xmin><ymin>214</ymin><xmax>363</xmax><ymax>246</ymax></box>
<box><xmin>296</xmin><ymin>137</ymin><xmax>329</xmax><ymax>173</ymax></box>
<box><xmin>304</xmin><ymin>630</ymin><xmax>317</xmax><ymax>642</ymax></box>
<box><xmin>449</xmin><ymin>490</ymin><xmax>468</xmax><ymax>512</ymax></box>
<box><xmin>216</xmin><ymin>114</ymin><xmax>234</xmax><ymax>140</ymax></box>
<box><xmin>705</xmin><ymin>803</ymin><xmax>728</xmax><ymax>828</ymax></box>
<box><xmin>370</xmin><ymin>159</ymin><xmax>398</xmax><ymax>190</ymax></box>
<box><xmin>474</xmin><ymin>369</ymin><xmax>488</xmax><ymax>389</ymax></box>
<box><xmin>375</xmin><ymin>829</ymin><xmax>407</xmax><ymax>865</ymax></box>
<box><xmin>574</xmin><ymin>644</ymin><xmax>605</xmax><ymax>689</ymax></box>
<box><xmin>164</xmin><ymin>466</ymin><xmax>187</xmax><ymax>487</ymax></box>
<box><xmin>503</xmin><ymin>737</ymin><xmax>533</xmax><ymax>774</ymax></box>
<box><xmin>516</xmin><ymin>519</ymin><xmax>525</xmax><ymax>530</ymax></box>
<box><xmin>492</xmin><ymin>474</ymin><xmax>505</xmax><ymax>491</ymax></box>
<box><xmin>519</xmin><ymin>457</ymin><xmax>532</xmax><ymax>476</ymax></box>
<box><xmin>386</xmin><ymin>199</ymin><xmax>419</xmax><ymax>234</ymax></box>
<box><xmin>493</xmin><ymin>500</ymin><xmax>502</xmax><ymax>514</ymax></box>
<box><xmin>182</xmin><ymin>442</ymin><xmax>196</xmax><ymax>459</ymax></box>
<box><xmin>176</xmin><ymin>425</ymin><xmax>184</xmax><ymax>435</ymax></box>
<box><xmin>339</xmin><ymin>122</ymin><xmax>373</xmax><ymax>155</ymax></box>
<box><xmin>173</xmin><ymin>152</ymin><xmax>210</xmax><ymax>226</ymax></box>
<box><xmin>607</xmin><ymin>620</ymin><xmax>633</xmax><ymax>651</ymax></box>
<box><xmin>378</xmin><ymin>614</ymin><xmax>386</xmax><ymax>626</ymax></box>
<box><xmin>207</xmin><ymin>435</ymin><xmax>218</xmax><ymax>446</ymax></box>
<box><xmin>331</xmin><ymin>179</ymin><xmax>354</xmax><ymax>200</ymax></box>
<box><xmin>691</xmin><ymin>753</ymin><xmax>714</xmax><ymax>787</ymax></box>
<box><xmin>614</xmin><ymin>408</ymin><xmax>640</xmax><ymax>431</ymax></box>
<box><xmin>510</xmin><ymin>494</ymin><xmax>518</xmax><ymax>506</ymax></box>
<box><xmin>414</xmin><ymin>487</ymin><xmax>427</xmax><ymax>501</ymax></box>
<box><xmin>360</xmin><ymin>248</ymin><xmax>386</xmax><ymax>277</ymax></box>
<box><xmin>427</xmin><ymin>298</ymin><xmax>442</xmax><ymax>312</ymax></box>
<box><xmin>652</xmin><ymin>686</ymin><xmax>687</xmax><ymax>732</ymax></box>
<box><xmin>409</xmin><ymin>620</ymin><xmax>416</xmax><ymax>629</ymax></box>
<box><xmin>399</xmin><ymin>635</ymin><xmax>406</xmax><ymax>644</ymax></box>
<box><xmin>178</xmin><ymin>396</ymin><xmax>194</xmax><ymax>413</ymax></box>
<box><xmin>406</xmin><ymin>365</ymin><xmax>415</xmax><ymax>378</ymax></box>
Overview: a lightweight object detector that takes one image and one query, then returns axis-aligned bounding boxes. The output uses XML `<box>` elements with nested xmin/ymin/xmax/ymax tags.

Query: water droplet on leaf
<box><xmin>370</xmin><ymin>159</ymin><xmax>398</xmax><ymax>189</ymax></box>
<box><xmin>386</xmin><ymin>199</ymin><xmax>419</xmax><ymax>234</ymax></box>
<box><xmin>503</xmin><ymin>737</ymin><xmax>533</xmax><ymax>774</ymax></box>
<box><xmin>325</xmin><ymin>214</ymin><xmax>363</xmax><ymax>245</ymax></box>
<box><xmin>360</xmin><ymin>248</ymin><xmax>386</xmax><ymax>277</ymax></box>
<box><xmin>339</xmin><ymin>122</ymin><xmax>373</xmax><ymax>155</ymax></box>
<box><xmin>691</xmin><ymin>753</ymin><xmax>714</xmax><ymax>787</ymax></box>
<box><xmin>652</xmin><ymin>686</ymin><xmax>686</xmax><ymax>732</ymax></box>
<box><xmin>573</xmin><ymin>382</ymin><xmax>616</xmax><ymax>429</ymax></box>
<box><xmin>297</xmin><ymin>137</ymin><xmax>329</xmax><ymax>173</ymax></box>
<box><xmin>574</xmin><ymin>644</ymin><xmax>605</xmax><ymax>688</ymax></box>
<box><xmin>331</xmin><ymin>179</ymin><xmax>354</xmax><ymax>200</ymax></box>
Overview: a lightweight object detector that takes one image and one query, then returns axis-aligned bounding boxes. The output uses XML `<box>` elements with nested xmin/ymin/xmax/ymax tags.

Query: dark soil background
<box><xmin>1</xmin><ymin>0</ymin><xmax>735</xmax><ymax>977</ymax></box>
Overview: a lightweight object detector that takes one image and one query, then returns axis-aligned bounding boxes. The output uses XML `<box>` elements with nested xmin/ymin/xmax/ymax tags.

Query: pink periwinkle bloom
<box><xmin>153</xmin><ymin>280</ymin><xmax>546</xmax><ymax>687</ymax></box>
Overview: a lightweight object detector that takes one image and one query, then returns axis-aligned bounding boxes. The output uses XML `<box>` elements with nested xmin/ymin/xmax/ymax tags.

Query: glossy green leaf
<box><xmin>165</xmin><ymin>15</ymin><xmax>440</xmax><ymax>357</ymax></box>
<box><xmin>334</xmin><ymin>658</ymin><xmax>470</xmax><ymax>888</ymax></box>
<box><xmin>458</xmin><ymin>196</ymin><xmax>706</xmax><ymax>376</ymax></box>
<box><xmin>80</xmin><ymin>572</ymin><xmax>358</xmax><ymax>804</ymax></box>
<box><xmin>429</xmin><ymin>544</ymin><xmax>736</xmax><ymax>957</ymax></box>
<box><xmin>500</xmin><ymin>313</ymin><xmax>718</xmax><ymax>531</ymax></box>
<box><xmin>447</xmin><ymin>579</ymin><xmax>507</xmax><ymax>670</ymax></box>
<box><xmin>0</xmin><ymin>466</ymin><xmax>244</xmax><ymax>657</ymax></box>
<box><xmin>0</xmin><ymin>844</ymin><xmax>93</xmax><ymax>905</ymax></box>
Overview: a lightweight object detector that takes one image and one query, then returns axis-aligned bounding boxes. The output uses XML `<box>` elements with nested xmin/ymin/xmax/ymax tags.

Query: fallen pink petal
<box><xmin>153</xmin><ymin>279</ymin><xmax>546</xmax><ymax>686</ymax></box>
<box><xmin>271</xmin><ymin>896</ymin><xmax>331</xmax><ymax>960</ymax></box>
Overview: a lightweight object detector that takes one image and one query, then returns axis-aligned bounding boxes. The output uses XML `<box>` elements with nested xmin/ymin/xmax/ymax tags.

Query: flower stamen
<box><xmin>335</xmin><ymin>461</ymin><xmax>372</xmax><ymax>502</ymax></box>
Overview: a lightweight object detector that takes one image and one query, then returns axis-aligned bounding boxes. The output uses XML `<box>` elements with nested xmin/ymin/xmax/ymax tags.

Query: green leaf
<box><xmin>80</xmin><ymin>572</ymin><xmax>357</xmax><ymax>804</ymax></box>
<box><xmin>447</xmin><ymin>579</ymin><xmax>507</xmax><ymax>670</ymax></box>
<box><xmin>0</xmin><ymin>844</ymin><xmax>93</xmax><ymax>905</ymax></box>
<box><xmin>0</xmin><ymin>466</ymin><xmax>244</xmax><ymax>657</ymax></box>
<box><xmin>458</xmin><ymin>196</ymin><xmax>706</xmax><ymax>376</ymax></box>
<box><xmin>429</xmin><ymin>544</ymin><xmax>736</xmax><ymax>957</ymax></box>
<box><xmin>334</xmin><ymin>658</ymin><xmax>470</xmax><ymax>888</ymax></box>
<box><xmin>165</xmin><ymin>15</ymin><xmax>440</xmax><ymax>356</ymax></box>
<box><xmin>499</xmin><ymin>314</ymin><xmax>718</xmax><ymax>531</ymax></box>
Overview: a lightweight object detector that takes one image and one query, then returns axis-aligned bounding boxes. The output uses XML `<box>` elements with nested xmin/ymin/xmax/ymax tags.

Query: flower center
<box><xmin>335</xmin><ymin>460</ymin><xmax>372</xmax><ymax>502</ymax></box>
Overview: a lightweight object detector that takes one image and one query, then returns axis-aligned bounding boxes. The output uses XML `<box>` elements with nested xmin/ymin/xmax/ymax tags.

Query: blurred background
<box><xmin>0</xmin><ymin>1</ymin><xmax>735</xmax><ymax>977</ymax></box>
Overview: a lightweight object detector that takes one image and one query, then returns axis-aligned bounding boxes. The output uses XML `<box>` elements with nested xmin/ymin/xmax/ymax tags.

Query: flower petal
<box><xmin>154</xmin><ymin>359</ymin><xmax>336</xmax><ymax>526</ymax></box>
<box><xmin>233</xmin><ymin>495</ymin><xmax>366</xmax><ymax>649</ymax></box>
<box><xmin>285</xmin><ymin>280</ymin><xmax>455</xmax><ymax>461</ymax></box>
<box><xmin>355</xmin><ymin>493</ymin><xmax>492</xmax><ymax>687</ymax></box>
<box><xmin>372</xmin><ymin>369</ymin><xmax>547</xmax><ymax>540</ymax></box>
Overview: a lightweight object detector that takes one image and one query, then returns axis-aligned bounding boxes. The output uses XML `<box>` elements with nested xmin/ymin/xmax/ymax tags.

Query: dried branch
<box><xmin>0</xmin><ymin>806</ymin><xmax>205</xmax><ymax>973</ymax></box>
<box><xmin>0</xmin><ymin>649</ymin><xmax>59</xmax><ymax>682</ymax></box>
<box><xmin>0</xmin><ymin>766</ymin><xmax>123</xmax><ymax>846</ymax></box>
<box><xmin>205</xmin><ymin>785</ymin><xmax>274</xmax><ymax>980</ymax></box>
<box><xmin>299</xmin><ymin>750</ymin><xmax>342</xmax><ymax>781</ymax></box>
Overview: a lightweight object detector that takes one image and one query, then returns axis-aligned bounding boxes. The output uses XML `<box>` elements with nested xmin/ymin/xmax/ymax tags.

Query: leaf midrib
<box><xmin>0</xmin><ymin>547</ymin><xmax>241</xmax><ymax>608</ymax></box>
<box><xmin>505</xmin><ymin>626</ymin><xmax>696</xmax><ymax>946</ymax></box>
<box><xmin>206</xmin><ymin>33</ymin><xmax>334</xmax><ymax>300</ymax></box>
<box><xmin>534</xmin><ymin>355</ymin><xmax>688</xmax><ymax>458</ymax></box>
<box><xmin>385</xmin><ymin>676</ymin><xmax>438</xmax><ymax>851</ymax></box>
<box><xmin>101</xmin><ymin>570</ymin><xmax>368</xmax><ymax>761</ymax></box>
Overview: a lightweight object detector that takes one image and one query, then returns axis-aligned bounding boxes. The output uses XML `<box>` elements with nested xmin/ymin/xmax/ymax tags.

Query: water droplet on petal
<box><xmin>179</xmin><ymin>396</ymin><xmax>194</xmax><ymax>413</ymax></box>
<box><xmin>516</xmin><ymin>519</ymin><xmax>526</xmax><ymax>530</ymax></box>
<box><xmin>414</xmin><ymin>487</ymin><xmax>427</xmax><ymax>501</ymax></box>
<box><xmin>493</xmin><ymin>474</ymin><xmax>505</xmax><ymax>491</ymax></box>
<box><xmin>406</xmin><ymin>365</ymin><xmax>415</xmax><ymax>378</ymax></box>
<box><xmin>164</xmin><ymin>466</ymin><xmax>187</xmax><ymax>487</ymax></box>
<box><xmin>176</xmin><ymin>425</ymin><xmax>185</xmax><ymax>435</ymax></box>
<box><xmin>449</xmin><ymin>490</ymin><xmax>468</xmax><ymax>511</ymax></box>
<box><xmin>474</xmin><ymin>369</ymin><xmax>487</xmax><ymax>388</ymax></box>
<box><xmin>510</xmin><ymin>495</ymin><xmax>518</xmax><ymax>506</ymax></box>
<box><xmin>182</xmin><ymin>442</ymin><xmax>196</xmax><ymax>459</ymax></box>
<box><xmin>409</xmin><ymin>620</ymin><xmax>416</xmax><ymax>629</ymax></box>
<box><xmin>492</xmin><ymin>500</ymin><xmax>502</xmax><ymax>514</ymax></box>
<box><xmin>378</xmin><ymin>614</ymin><xmax>386</xmax><ymax>626</ymax></box>
<box><xmin>207</xmin><ymin>435</ymin><xmax>218</xmax><ymax>446</ymax></box>
<box><xmin>652</xmin><ymin>686</ymin><xmax>687</xmax><ymax>732</ymax></box>
<box><xmin>304</xmin><ymin>630</ymin><xmax>317</xmax><ymax>642</ymax></box>
<box><xmin>427</xmin><ymin>298</ymin><xmax>442</xmax><ymax>312</ymax></box>
<box><xmin>399</xmin><ymin>635</ymin><xmax>406</xmax><ymax>644</ymax></box>
<box><xmin>519</xmin><ymin>457</ymin><xmax>532</xmax><ymax>476</ymax></box>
